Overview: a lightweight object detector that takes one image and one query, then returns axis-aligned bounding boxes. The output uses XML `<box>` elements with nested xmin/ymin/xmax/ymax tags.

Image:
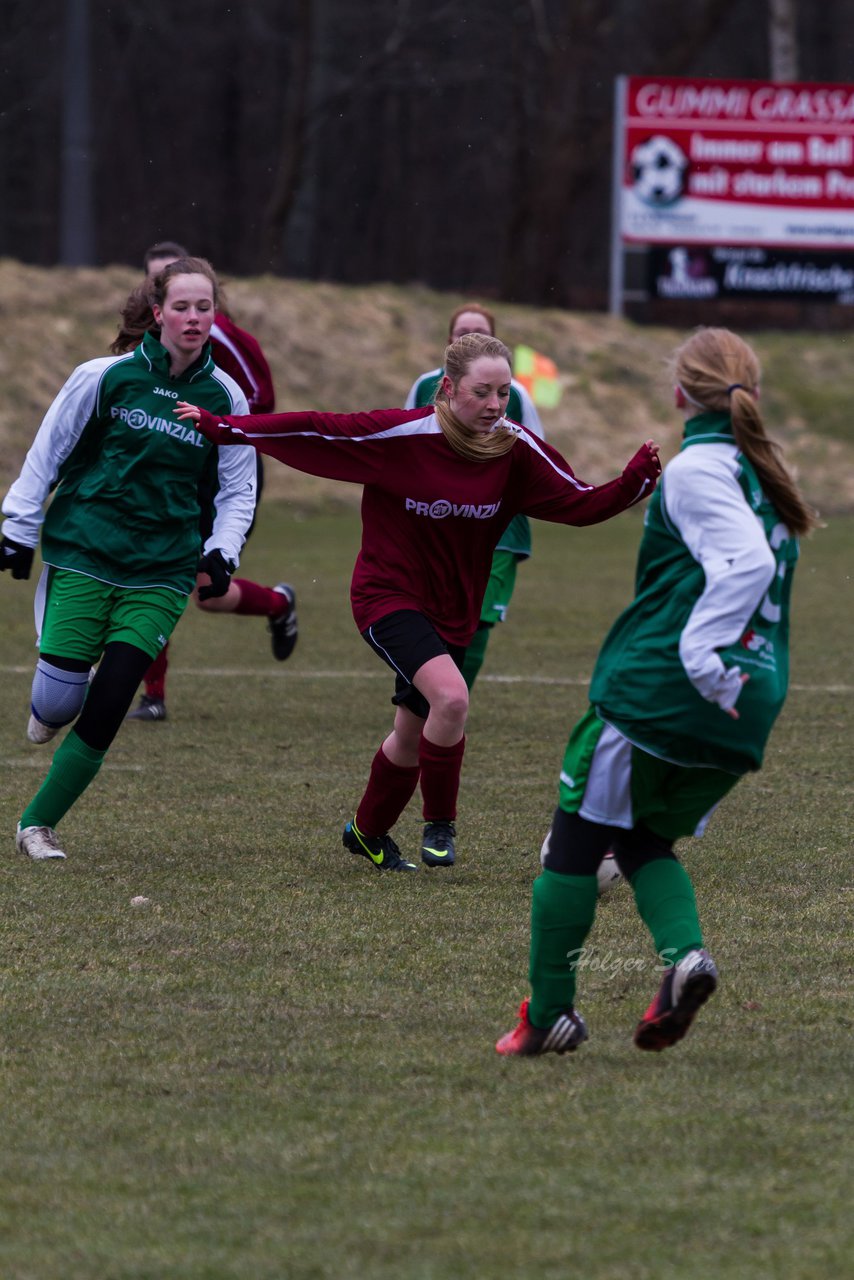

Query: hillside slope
<box><xmin>1</xmin><ymin>261</ymin><xmax>851</xmax><ymax>513</ymax></box>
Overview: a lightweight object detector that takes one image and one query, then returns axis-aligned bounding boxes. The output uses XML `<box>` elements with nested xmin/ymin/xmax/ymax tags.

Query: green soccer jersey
<box><xmin>589</xmin><ymin>412</ymin><xmax>799</xmax><ymax>775</ymax></box>
<box><xmin>2</xmin><ymin>332</ymin><xmax>256</xmax><ymax>593</ymax></box>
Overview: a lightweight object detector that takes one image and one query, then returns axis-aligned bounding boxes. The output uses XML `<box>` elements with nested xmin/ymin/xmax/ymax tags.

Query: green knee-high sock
<box><xmin>20</xmin><ymin>731</ymin><xmax>106</xmax><ymax>830</ymax></box>
<box><xmin>461</xmin><ymin>624</ymin><xmax>491</xmax><ymax>690</ymax></box>
<box><xmin>528</xmin><ymin>868</ymin><xmax>598</xmax><ymax>1028</ymax></box>
<box><xmin>630</xmin><ymin>858</ymin><xmax>703</xmax><ymax>968</ymax></box>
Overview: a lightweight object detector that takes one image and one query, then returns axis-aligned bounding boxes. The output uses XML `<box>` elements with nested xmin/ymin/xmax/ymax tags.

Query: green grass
<box><xmin>758</xmin><ymin>331</ymin><xmax>854</xmax><ymax>447</ymax></box>
<box><xmin>1</xmin><ymin>505</ymin><xmax>851</xmax><ymax>1280</ymax></box>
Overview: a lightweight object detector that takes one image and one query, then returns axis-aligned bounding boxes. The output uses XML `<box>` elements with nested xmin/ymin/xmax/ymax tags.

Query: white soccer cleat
<box><xmin>27</xmin><ymin>714</ymin><xmax>59</xmax><ymax>744</ymax></box>
<box><xmin>16</xmin><ymin>823</ymin><xmax>67</xmax><ymax>861</ymax></box>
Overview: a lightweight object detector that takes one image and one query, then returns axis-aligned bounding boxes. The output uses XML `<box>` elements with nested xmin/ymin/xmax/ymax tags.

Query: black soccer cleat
<box><xmin>420</xmin><ymin>820</ymin><xmax>456</xmax><ymax>867</ymax></box>
<box><xmin>126</xmin><ymin>695</ymin><xmax>167</xmax><ymax>722</ymax></box>
<box><xmin>634</xmin><ymin>948</ymin><xmax>719</xmax><ymax>1051</ymax></box>
<box><xmin>342</xmin><ymin>820</ymin><xmax>417</xmax><ymax>872</ymax></box>
<box><xmin>269</xmin><ymin>583</ymin><xmax>298</xmax><ymax>661</ymax></box>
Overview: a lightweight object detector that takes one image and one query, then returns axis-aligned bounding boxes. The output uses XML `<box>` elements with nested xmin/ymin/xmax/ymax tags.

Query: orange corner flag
<box><xmin>514</xmin><ymin>345</ymin><xmax>562</xmax><ymax>409</ymax></box>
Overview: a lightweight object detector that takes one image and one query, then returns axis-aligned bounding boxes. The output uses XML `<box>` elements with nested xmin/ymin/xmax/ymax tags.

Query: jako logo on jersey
<box><xmin>405</xmin><ymin>498</ymin><xmax>501</xmax><ymax>519</ymax></box>
<box><xmin>153</xmin><ymin>386</ymin><xmax>179</xmax><ymax>399</ymax></box>
<box><xmin>111</xmin><ymin>405</ymin><xmax>204</xmax><ymax>447</ymax></box>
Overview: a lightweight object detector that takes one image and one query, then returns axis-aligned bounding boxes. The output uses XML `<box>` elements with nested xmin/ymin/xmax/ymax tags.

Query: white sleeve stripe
<box><xmin>224</xmin><ymin>412</ymin><xmax>445</xmax><ymax>445</ymax></box>
<box><xmin>95</xmin><ymin>353</ymin><xmax>133</xmax><ymax>417</ymax></box>
<box><xmin>210</xmin><ymin>368</ymin><xmax>248</xmax><ymax>414</ymax></box>
<box><xmin>625</xmin><ymin>476</ymin><xmax>653</xmax><ymax>505</ymax></box>
<box><xmin>223</xmin><ymin>416</ymin><xmax>589</xmax><ymax>490</ymax></box>
<box><xmin>516</xmin><ymin>431</ymin><xmax>592</xmax><ymax>492</ymax></box>
<box><xmin>210</xmin><ymin>322</ymin><xmax>260</xmax><ymax>397</ymax></box>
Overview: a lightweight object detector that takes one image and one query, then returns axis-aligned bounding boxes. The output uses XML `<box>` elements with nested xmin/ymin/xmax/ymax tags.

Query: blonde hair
<box><xmin>111</xmin><ymin>256</ymin><xmax>220</xmax><ymax>354</ymax></box>
<box><xmin>673</xmin><ymin>327</ymin><xmax>818</xmax><ymax>536</ymax></box>
<box><xmin>433</xmin><ymin>332</ymin><xmax>518</xmax><ymax>461</ymax></box>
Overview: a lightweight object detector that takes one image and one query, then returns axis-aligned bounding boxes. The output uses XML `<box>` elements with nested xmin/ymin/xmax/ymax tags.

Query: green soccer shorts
<box><xmin>38</xmin><ymin>567</ymin><xmax>188</xmax><ymax>662</ymax></box>
<box><xmin>558</xmin><ymin>706</ymin><xmax>741</xmax><ymax>842</ymax></box>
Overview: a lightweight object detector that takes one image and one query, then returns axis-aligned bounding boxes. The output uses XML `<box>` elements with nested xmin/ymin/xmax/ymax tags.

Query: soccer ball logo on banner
<box><xmin>630</xmin><ymin>134</ymin><xmax>688</xmax><ymax>207</ymax></box>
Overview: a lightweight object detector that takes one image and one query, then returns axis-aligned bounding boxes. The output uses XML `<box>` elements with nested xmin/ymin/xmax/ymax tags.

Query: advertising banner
<box><xmin>619</xmin><ymin>76</ymin><xmax>854</xmax><ymax>250</ymax></box>
<box><xmin>648</xmin><ymin>245</ymin><xmax>854</xmax><ymax>303</ymax></box>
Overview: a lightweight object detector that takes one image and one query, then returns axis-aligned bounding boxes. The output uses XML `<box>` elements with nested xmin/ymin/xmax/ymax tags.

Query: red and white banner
<box><xmin>619</xmin><ymin>76</ymin><xmax>854</xmax><ymax>249</ymax></box>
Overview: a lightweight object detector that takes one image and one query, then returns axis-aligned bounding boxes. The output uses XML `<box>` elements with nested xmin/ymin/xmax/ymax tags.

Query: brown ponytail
<box><xmin>111</xmin><ymin>256</ymin><xmax>220</xmax><ymax>355</ymax></box>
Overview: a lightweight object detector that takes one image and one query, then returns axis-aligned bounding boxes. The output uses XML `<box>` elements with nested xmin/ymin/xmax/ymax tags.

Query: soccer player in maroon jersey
<box><xmin>177</xmin><ymin>333</ymin><xmax>660</xmax><ymax>872</ymax></box>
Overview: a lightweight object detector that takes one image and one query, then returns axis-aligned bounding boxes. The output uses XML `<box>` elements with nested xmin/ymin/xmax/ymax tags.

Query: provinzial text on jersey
<box><xmin>405</xmin><ymin>498</ymin><xmax>502</xmax><ymax>519</ymax></box>
<box><xmin>110</xmin><ymin>406</ymin><xmax>205</xmax><ymax>447</ymax></box>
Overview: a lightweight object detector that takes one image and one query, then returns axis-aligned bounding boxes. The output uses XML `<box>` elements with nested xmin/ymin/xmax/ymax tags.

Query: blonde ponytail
<box><xmin>673</xmin><ymin>328</ymin><xmax>818</xmax><ymax>537</ymax></box>
<box><xmin>433</xmin><ymin>333</ymin><xmax>519</xmax><ymax>462</ymax></box>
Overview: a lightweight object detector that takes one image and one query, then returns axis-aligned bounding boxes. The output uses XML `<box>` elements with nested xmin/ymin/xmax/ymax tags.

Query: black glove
<box><xmin>0</xmin><ymin>536</ymin><xmax>35</xmax><ymax>580</ymax></box>
<box><xmin>196</xmin><ymin>548</ymin><xmax>235</xmax><ymax>601</ymax></box>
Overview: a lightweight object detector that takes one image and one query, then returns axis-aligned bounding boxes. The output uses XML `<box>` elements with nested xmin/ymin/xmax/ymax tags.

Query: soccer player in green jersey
<box><xmin>497</xmin><ymin>327</ymin><xmax>818</xmax><ymax>1057</ymax></box>
<box><xmin>126</xmin><ymin>242</ymin><xmax>297</xmax><ymax>723</ymax></box>
<box><xmin>1</xmin><ymin>258</ymin><xmax>257</xmax><ymax>861</ymax></box>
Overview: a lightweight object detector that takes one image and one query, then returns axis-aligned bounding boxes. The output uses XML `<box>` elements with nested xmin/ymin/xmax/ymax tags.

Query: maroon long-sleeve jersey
<box><xmin>210</xmin><ymin>313</ymin><xmax>275</xmax><ymax>414</ymax></box>
<box><xmin>194</xmin><ymin>405</ymin><xmax>659</xmax><ymax>645</ymax></box>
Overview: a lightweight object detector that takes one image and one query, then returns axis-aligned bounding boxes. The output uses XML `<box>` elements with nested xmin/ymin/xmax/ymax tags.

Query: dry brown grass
<box><xmin>1</xmin><ymin>260</ymin><xmax>851</xmax><ymax>511</ymax></box>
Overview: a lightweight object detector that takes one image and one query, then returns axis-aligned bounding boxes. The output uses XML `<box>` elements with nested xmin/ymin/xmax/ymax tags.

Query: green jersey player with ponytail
<box><xmin>497</xmin><ymin>327</ymin><xmax>818</xmax><ymax>1058</ymax></box>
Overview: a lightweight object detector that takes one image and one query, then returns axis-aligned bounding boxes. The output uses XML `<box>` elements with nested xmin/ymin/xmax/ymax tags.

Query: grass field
<box><xmin>1</xmin><ymin>503</ymin><xmax>851</xmax><ymax>1280</ymax></box>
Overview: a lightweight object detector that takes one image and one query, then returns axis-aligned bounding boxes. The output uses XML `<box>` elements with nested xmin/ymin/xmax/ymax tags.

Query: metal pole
<box><xmin>60</xmin><ymin>0</ymin><xmax>94</xmax><ymax>265</ymax></box>
<box><xmin>609</xmin><ymin>75</ymin><xmax>627</xmax><ymax>317</ymax></box>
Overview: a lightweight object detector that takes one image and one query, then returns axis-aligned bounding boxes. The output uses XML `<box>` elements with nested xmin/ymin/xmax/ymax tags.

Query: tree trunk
<box><xmin>769</xmin><ymin>0</ymin><xmax>799</xmax><ymax>81</ymax></box>
<box><xmin>261</xmin><ymin>0</ymin><xmax>314</xmax><ymax>272</ymax></box>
